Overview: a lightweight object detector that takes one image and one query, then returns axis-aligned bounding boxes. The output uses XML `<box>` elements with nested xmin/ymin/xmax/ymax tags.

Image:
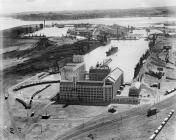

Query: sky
<box><xmin>0</xmin><ymin>0</ymin><xmax>176</xmax><ymax>14</ymax></box>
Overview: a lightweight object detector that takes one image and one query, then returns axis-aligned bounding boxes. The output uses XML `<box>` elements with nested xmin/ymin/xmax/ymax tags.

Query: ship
<box><xmin>106</xmin><ymin>46</ymin><xmax>118</xmax><ymax>56</ymax></box>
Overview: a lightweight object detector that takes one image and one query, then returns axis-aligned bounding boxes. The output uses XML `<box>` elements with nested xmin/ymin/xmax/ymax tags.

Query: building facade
<box><xmin>58</xmin><ymin>65</ymin><xmax>123</xmax><ymax>105</ymax></box>
<box><xmin>128</xmin><ymin>82</ymin><xmax>141</xmax><ymax>97</ymax></box>
<box><xmin>92</xmin><ymin>24</ymin><xmax>128</xmax><ymax>40</ymax></box>
<box><xmin>60</xmin><ymin>55</ymin><xmax>85</xmax><ymax>81</ymax></box>
<box><xmin>89</xmin><ymin>66</ymin><xmax>110</xmax><ymax>81</ymax></box>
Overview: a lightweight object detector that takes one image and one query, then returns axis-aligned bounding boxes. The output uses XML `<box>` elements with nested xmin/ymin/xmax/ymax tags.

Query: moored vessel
<box><xmin>106</xmin><ymin>46</ymin><xmax>118</xmax><ymax>56</ymax></box>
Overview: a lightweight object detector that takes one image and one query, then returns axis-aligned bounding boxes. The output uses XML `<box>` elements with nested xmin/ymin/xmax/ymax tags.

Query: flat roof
<box><xmin>64</xmin><ymin>62</ymin><xmax>85</xmax><ymax>71</ymax></box>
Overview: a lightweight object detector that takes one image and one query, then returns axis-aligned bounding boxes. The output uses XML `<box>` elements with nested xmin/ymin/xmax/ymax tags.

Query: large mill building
<box><xmin>58</xmin><ymin>55</ymin><xmax>124</xmax><ymax>105</ymax></box>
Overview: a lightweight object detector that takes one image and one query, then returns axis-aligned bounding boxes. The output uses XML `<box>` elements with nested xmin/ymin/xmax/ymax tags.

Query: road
<box><xmin>52</xmin><ymin>92</ymin><xmax>176</xmax><ymax>140</ymax></box>
<box><xmin>4</xmin><ymin>96</ymin><xmax>23</xmax><ymax>140</ymax></box>
<box><xmin>1</xmin><ymin>91</ymin><xmax>55</xmax><ymax>140</ymax></box>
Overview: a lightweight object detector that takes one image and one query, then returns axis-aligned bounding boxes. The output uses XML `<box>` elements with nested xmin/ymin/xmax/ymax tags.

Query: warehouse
<box><xmin>128</xmin><ymin>82</ymin><xmax>141</xmax><ymax>97</ymax></box>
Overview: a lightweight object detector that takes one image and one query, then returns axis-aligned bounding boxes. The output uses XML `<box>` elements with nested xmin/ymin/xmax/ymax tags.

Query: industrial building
<box><xmin>58</xmin><ymin>55</ymin><xmax>124</xmax><ymax>105</ymax></box>
<box><xmin>128</xmin><ymin>82</ymin><xmax>141</xmax><ymax>97</ymax></box>
<box><xmin>67</xmin><ymin>25</ymin><xmax>94</xmax><ymax>37</ymax></box>
<box><xmin>60</xmin><ymin>55</ymin><xmax>86</xmax><ymax>81</ymax></box>
<box><xmin>89</xmin><ymin>65</ymin><xmax>110</xmax><ymax>81</ymax></box>
<box><xmin>92</xmin><ymin>24</ymin><xmax>128</xmax><ymax>40</ymax></box>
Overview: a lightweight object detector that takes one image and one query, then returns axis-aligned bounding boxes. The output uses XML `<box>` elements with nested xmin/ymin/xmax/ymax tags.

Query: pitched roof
<box><xmin>104</xmin><ymin>67</ymin><xmax>123</xmax><ymax>83</ymax></box>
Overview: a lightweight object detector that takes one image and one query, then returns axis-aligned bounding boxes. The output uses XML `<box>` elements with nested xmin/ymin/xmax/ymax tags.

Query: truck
<box><xmin>108</xmin><ymin>104</ymin><xmax>117</xmax><ymax>113</ymax></box>
<box><xmin>147</xmin><ymin>107</ymin><xmax>158</xmax><ymax>117</ymax></box>
<box><xmin>116</xmin><ymin>90</ymin><xmax>121</xmax><ymax>95</ymax></box>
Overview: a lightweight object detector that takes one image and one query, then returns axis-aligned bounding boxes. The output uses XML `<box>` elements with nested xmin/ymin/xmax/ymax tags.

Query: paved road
<box><xmin>53</xmin><ymin>92</ymin><xmax>176</xmax><ymax>140</ymax></box>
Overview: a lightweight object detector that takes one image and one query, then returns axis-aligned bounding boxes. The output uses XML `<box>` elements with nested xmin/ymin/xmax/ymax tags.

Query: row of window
<box><xmin>61</xmin><ymin>88</ymin><xmax>103</xmax><ymax>91</ymax></box>
<box><xmin>60</xmin><ymin>95</ymin><xmax>103</xmax><ymax>100</ymax></box>
<box><xmin>61</xmin><ymin>92</ymin><xmax>103</xmax><ymax>96</ymax></box>
<box><xmin>60</xmin><ymin>89</ymin><xmax>113</xmax><ymax>95</ymax></box>
<box><xmin>60</xmin><ymin>92</ymin><xmax>103</xmax><ymax>98</ymax></box>
<box><xmin>61</xmin><ymin>85</ymin><xmax>103</xmax><ymax>89</ymax></box>
<box><xmin>60</xmin><ymin>87</ymin><xmax>103</xmax><ymax>93</ymax></box>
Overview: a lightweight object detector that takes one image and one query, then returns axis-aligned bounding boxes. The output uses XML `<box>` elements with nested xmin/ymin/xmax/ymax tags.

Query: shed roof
<box><xmin>104</xmin><ymin>67</ymin><xmax>123</xmax><ymax>83</ymax></box>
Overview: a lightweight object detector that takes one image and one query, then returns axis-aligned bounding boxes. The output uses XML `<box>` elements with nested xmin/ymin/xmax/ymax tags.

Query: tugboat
<box><xmin>106</xmin><ymin>46</ymin><xmax>118</xmax><ymax>56</ymax></box>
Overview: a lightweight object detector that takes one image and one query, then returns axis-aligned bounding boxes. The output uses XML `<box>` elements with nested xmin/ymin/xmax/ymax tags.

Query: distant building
<box><xmin>92</xmin><ymin>24</ymin><xmax>128</xmax><ymax>40</ymax></box>
<box><xmin>75</xmin><ymin>28</ymin><xmax>93</xmax><ymax>37</ymax></box>
<box><xmin>68</xmin><ymin>26</ymin><xmax>94</xmax><ymax>37</ymax></box>
<box><xmin>111</xmin><ymin>24</ymin><xmax>128</xmax><ymax>38</ymax></box>
<box><xmin>74</xmin><ymin>23</ymin><xmax>92</xmax><ymax>28</ymax></box>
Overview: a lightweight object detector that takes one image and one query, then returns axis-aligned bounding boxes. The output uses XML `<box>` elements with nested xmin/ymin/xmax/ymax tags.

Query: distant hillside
<box><xmin>7</xmin><ymin>6</ymin><xmax>176</xmax><ymax>21</ymax></box>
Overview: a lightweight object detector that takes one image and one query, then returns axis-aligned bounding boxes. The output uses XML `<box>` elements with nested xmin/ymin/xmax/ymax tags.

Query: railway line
<box><xmin>53</xmin><ymin>92</ymin><xmax>176</xmax><ymax>140</ymax></box>
<box><xmin>13</xmin><ymin>80</ymin><xmax>60</xmax><ymax>91</ymax></box>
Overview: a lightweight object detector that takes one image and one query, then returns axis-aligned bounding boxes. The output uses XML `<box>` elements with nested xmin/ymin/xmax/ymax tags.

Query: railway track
<box><xmin>53</xmin><ymin>93</ymin><xmax>176</xmax><ymax>140</ymax></box>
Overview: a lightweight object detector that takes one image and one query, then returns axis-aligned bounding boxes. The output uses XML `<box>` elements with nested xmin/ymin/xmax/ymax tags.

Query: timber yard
<box><xmin>1</xmin><ymin>14</ymin><xmax>176</xmax><ymax>140</ymax></box>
